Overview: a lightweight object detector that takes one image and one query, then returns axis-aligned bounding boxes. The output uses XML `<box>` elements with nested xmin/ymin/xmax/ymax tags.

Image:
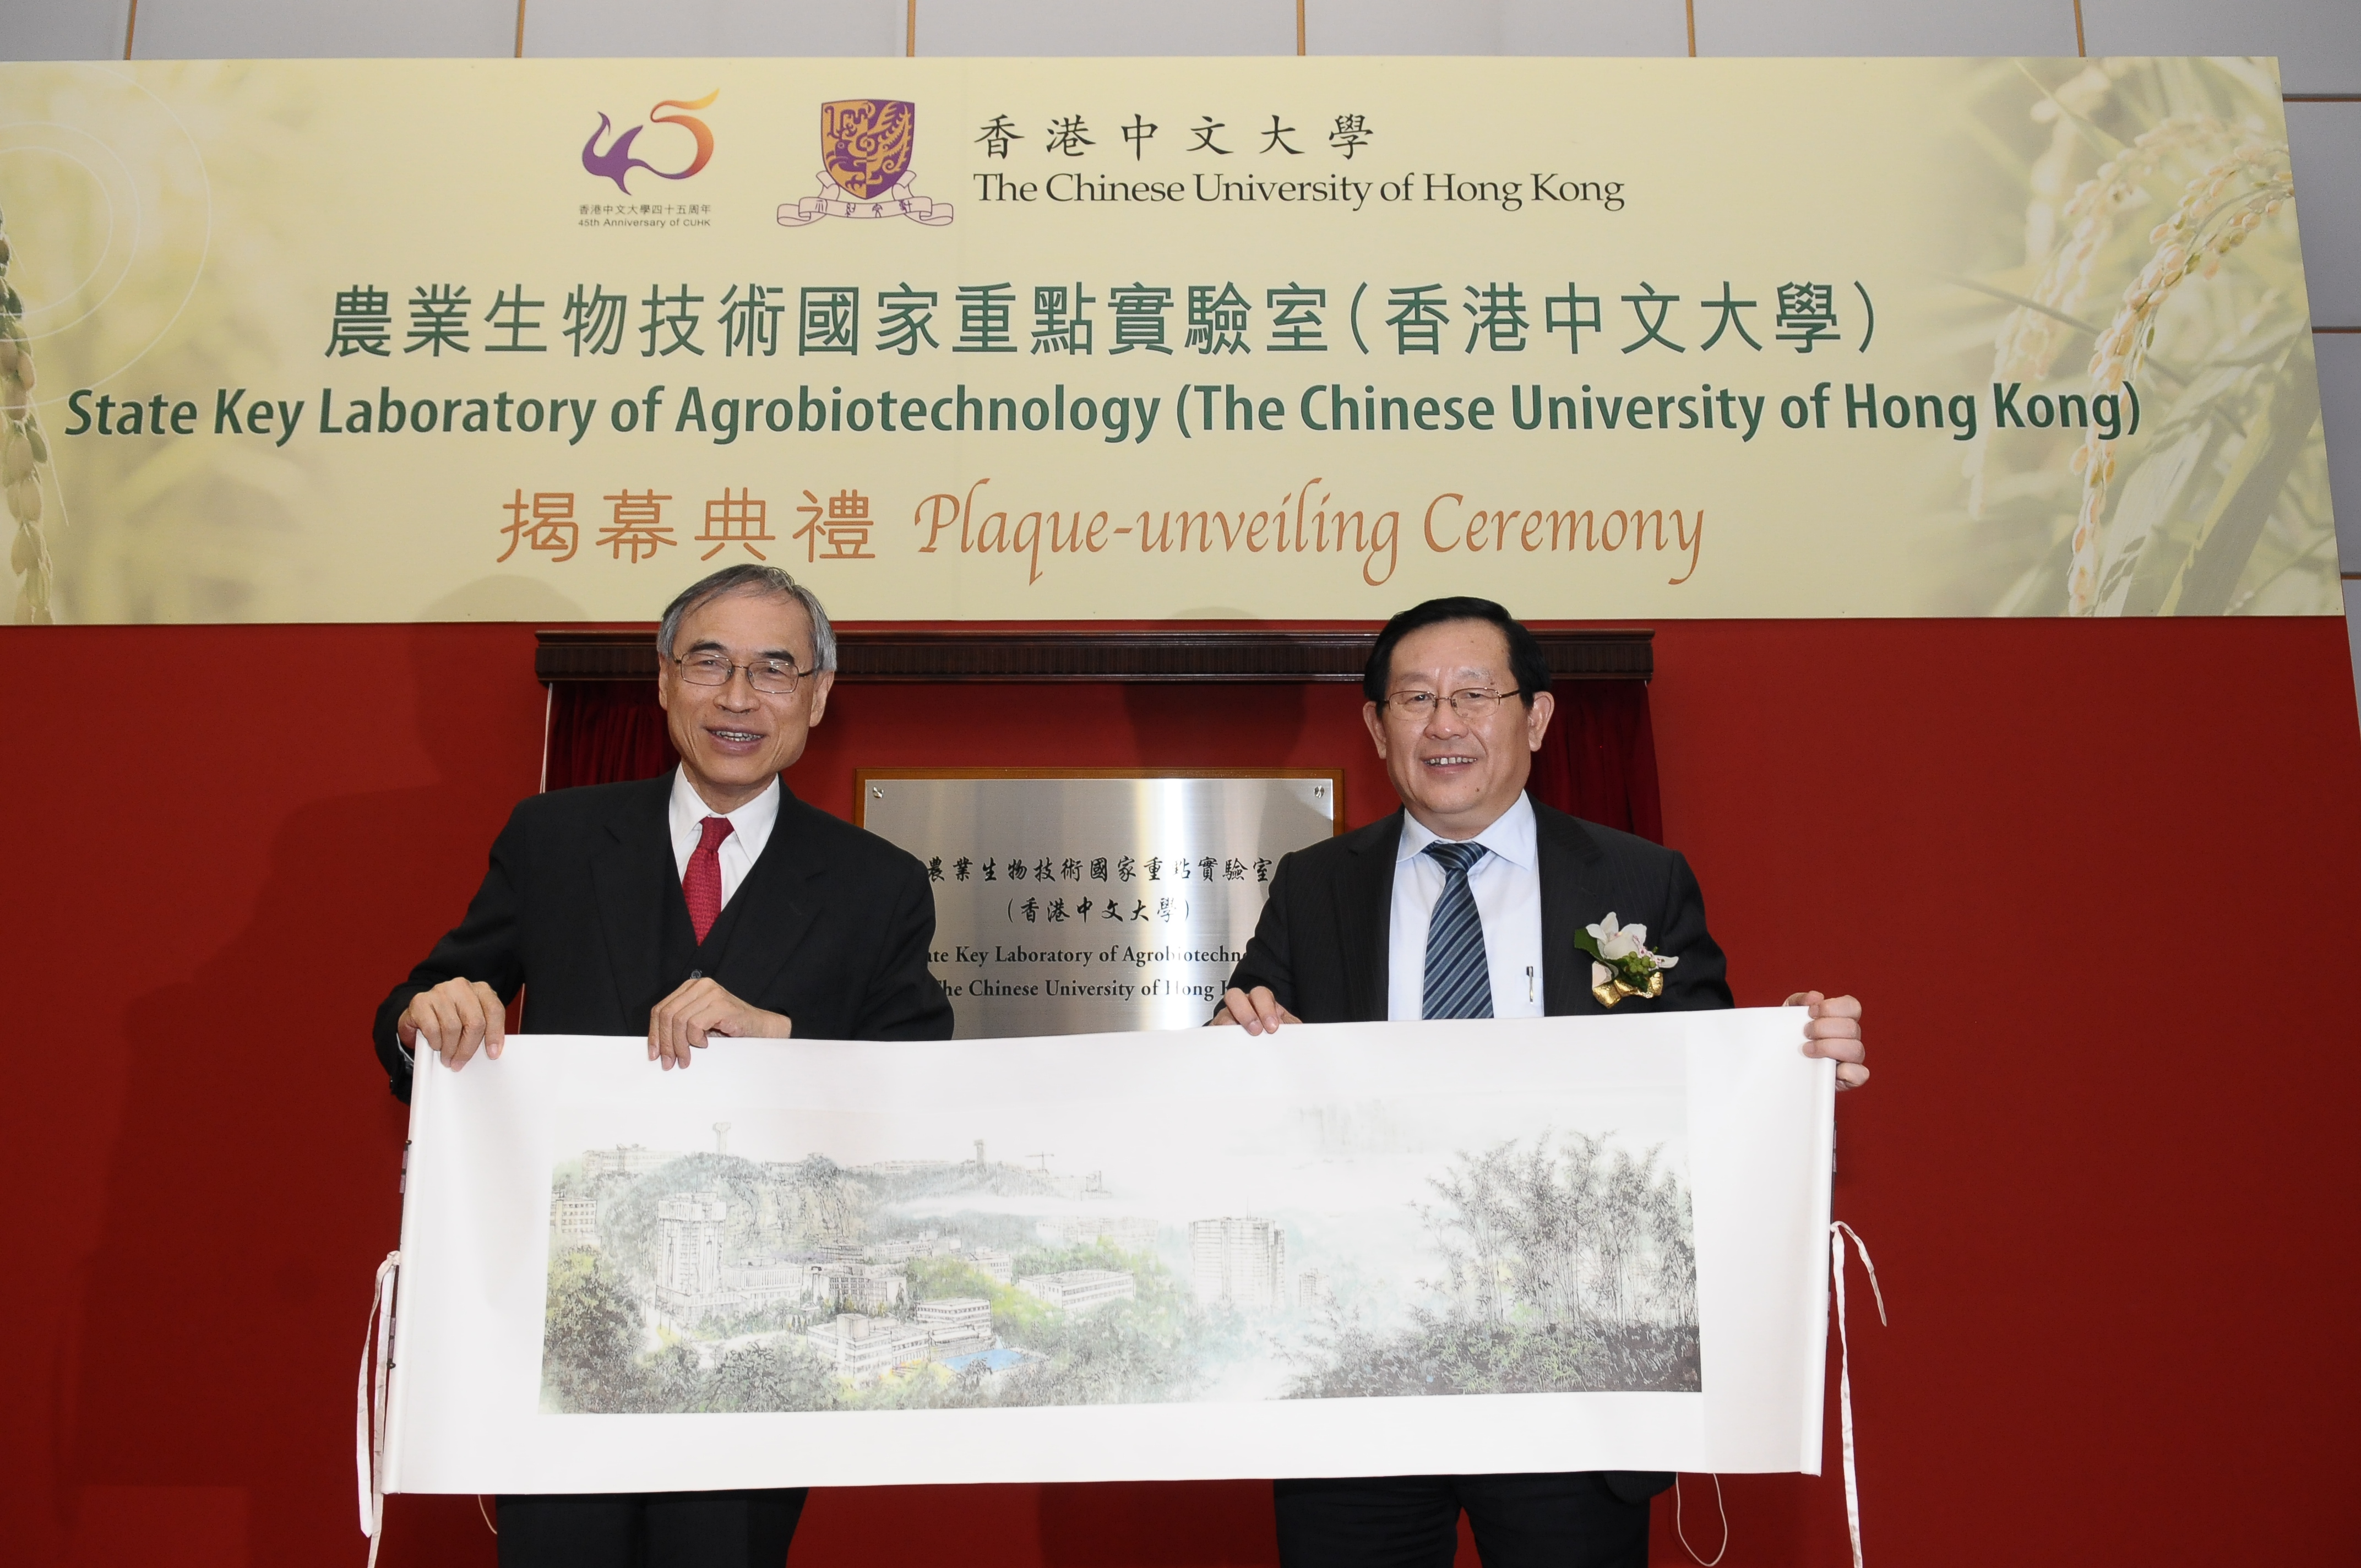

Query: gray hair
<box><xmin>655</xmin><ymin>565</ymin><xmax>837</xmax><ymax>672</ymax></box>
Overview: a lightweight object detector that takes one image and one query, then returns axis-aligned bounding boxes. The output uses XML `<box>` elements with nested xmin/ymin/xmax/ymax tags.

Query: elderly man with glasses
<box><xmin>370</xmin><ymin>563</ymin><xmax>952</xmax><ymax>1568</ymax></box>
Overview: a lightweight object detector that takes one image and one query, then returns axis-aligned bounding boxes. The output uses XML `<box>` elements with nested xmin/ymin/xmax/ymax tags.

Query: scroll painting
<box><xmin>382</xmin><ymin>1010</ymin><xmax>1834</xmax><ymax>1493</ymax></box>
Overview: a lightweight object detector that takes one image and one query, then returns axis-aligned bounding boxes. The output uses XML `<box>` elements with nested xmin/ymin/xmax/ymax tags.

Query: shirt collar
<box><xmin>670</xmin><ymin>766</ymin><xmax>782</xmax><ymax>861</ymax></box>
<box><xmin>1397</xmin><ymin>792</ymin><xmax>1538</xmax><ymax>873</ymax></box>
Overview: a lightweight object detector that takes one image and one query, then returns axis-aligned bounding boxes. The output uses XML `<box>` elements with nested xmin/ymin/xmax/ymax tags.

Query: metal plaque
<box><xmin>856</xmin><ymin>771</ymin><xmax>1341</xmax><ymax>1037</ymax></box>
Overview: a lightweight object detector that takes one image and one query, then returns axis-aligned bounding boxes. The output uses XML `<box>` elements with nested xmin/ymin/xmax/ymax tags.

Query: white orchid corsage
<box><xmin>1572</xmin><ymin>913</ymin><xmax>1679</xmax><ymax>1008</ymax></box>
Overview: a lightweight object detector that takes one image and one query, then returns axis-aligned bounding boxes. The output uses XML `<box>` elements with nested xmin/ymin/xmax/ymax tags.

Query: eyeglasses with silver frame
<box><xmin>1384</xmin><ymin>687</ymin><xmax>1519</xmax><ymax>720</ymax></box>
<box><xmin>670</xmin><ymin>651</ymin><xmax>815</xmax><ymax>695</ymax></box>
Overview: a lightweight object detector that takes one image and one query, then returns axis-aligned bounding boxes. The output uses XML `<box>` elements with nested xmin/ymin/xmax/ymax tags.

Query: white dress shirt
<box><xmin>1387</xmin><ymin>792</ymin><xmax>1546</xmax><ymax>1021</ymax></box>
<box><xmin>667</xmin><ymin>767</ymin><xmax>780</xmax><ymax>912</ymax></box>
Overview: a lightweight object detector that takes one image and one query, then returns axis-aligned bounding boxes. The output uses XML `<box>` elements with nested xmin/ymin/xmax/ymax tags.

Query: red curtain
<box><xmin>541</xmin><ymin>676</ymin><xmax>1662</xmax><ymax>845</ymax></box>
<box><xmin>1525</xmin><ymin>680</ymin><xmax>1663</xmax><ymax>843</ymax></box>
<box><xmin>544</xmin><ymin>680</ymin><xmax>675</xmax><ymax>791</ymax></box>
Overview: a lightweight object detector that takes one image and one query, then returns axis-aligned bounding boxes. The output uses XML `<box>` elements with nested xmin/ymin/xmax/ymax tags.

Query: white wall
<box><xmin>2</xmin><ymin>0</ymin><xmax>2355</xmax><ymax>720</ymax></box>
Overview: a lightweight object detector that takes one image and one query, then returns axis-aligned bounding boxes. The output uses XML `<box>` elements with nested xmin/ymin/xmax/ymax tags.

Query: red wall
<box><xmin>2</xmin><ymin>618</ymin><xmax>2355</xmax><ymax>1567</ymax></box>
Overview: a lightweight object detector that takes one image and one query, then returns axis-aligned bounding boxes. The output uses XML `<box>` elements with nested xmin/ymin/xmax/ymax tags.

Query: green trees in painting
<box><xmin>1288</xmin><ymin>1134</ymin><xmax>1701</xmax><ymax>1397</ymax></box>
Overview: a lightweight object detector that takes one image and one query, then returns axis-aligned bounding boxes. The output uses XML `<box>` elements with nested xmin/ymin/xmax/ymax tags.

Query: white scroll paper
<box><xmin>381</xmin><ymin>1011</ymin><xmax>1832</xmax><ymax>1494</ymax></box>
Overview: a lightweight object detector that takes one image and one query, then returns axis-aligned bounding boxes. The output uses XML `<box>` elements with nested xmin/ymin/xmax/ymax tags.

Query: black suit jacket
<box><xmin>372</xmin><ymin>775</ymin><xmax>953</xmax><ymax>1100</ymax></box>
<box><xmin>1223</xmin><ymin>797</ymin><xmax>1729</xmax><ymax>1509</ymax></box>
<box><xmin>1225</xmin><ymin>798</ymin><xmax>1733</xmax><ymax>1023</ymax></box>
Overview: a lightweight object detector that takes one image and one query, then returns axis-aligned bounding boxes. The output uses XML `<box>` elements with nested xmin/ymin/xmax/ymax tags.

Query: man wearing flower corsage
<box><xmin>1215</xmin><ymin>595</ymin><xmax>1868</xmax><ymax>1568</ymax></box>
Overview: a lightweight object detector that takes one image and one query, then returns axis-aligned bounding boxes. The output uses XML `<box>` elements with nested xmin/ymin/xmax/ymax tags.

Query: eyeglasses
<box><xmin>1384</xmin><ymin>687</ymin><xmax>1519</xmax><ymax>720</ymax></box>
<box><xmin>670</xmin><ymin>651</ymin><xmax>815</xmax><ymax>695</ymax></box>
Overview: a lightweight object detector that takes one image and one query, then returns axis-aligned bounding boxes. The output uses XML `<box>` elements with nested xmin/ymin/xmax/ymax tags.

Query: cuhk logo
<box><xmin>583</xmin><ymin>90</ymin><xmax>717</xmax><ymax>194</ymax></box>
<box><xmin>779</xmin><ymin>100</ymin><xmax>953</xmax><ymax>228</ymax></box>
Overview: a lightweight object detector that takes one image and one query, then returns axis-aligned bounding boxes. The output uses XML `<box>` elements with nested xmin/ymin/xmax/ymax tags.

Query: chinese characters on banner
<box><xmin>328</xmin><ymin>274</ymin><xmax>1865</xmax><ymax>363</ymax></box>
<box><xmin>497</xmin><ymin>487</ymin><xmax>875</xmax><ymax>566</ymax></box>
<box><xmin>975</xmin><ymin>108</ymin><xmax>1378</xmax><ymax>162</ymax></box>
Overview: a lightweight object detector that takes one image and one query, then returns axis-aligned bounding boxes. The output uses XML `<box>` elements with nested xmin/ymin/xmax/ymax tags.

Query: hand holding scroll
<box><xmin>1786</xmin><ymin>990</ymin><xmax>1868</xmax><ymax>1088</ymax></box>
<box><xmin>399</xmin><ymin>977</ymin><xmax>505</xmax><ymax>1069</ymax></box>
<box><xmin>649</xmin><ymin>975</ymin><xmax>793</xmax><ymax>1069</ymax></box>
<box><xmin>1214</xmin><ymin>985</ymin><xmax>1301</xmax><ymax>1036</ymax></box>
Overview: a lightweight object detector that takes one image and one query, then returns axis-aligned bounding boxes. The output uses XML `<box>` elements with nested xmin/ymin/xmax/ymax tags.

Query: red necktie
<box><xmin>683</xmin><ymin>815</ymin><xmax>735</xmax><ymax>944</ymax></box>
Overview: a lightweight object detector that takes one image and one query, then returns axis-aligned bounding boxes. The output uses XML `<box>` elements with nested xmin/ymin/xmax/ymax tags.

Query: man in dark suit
<box><xmin>1218</xmin><ymin>596</ymin><xmax>1868</xmax><ymax>1568</ymax></box>
<box><xmin>372</xmin><ymin>563</ymin><xmax>952</xmax><ymax>1568</ymax></box>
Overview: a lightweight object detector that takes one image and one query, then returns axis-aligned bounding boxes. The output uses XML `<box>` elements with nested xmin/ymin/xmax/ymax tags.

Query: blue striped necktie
<box><xmin>1421</xmin><ymin>840</ymin><xmax>1494</xmax><ymax>1019</ymax></box>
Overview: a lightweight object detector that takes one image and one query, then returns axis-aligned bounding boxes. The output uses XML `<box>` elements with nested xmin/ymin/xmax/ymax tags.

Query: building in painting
<box><xmin>1190</xmin><ymin>1216</ymin><xmax>1286</xmax><ymax>1311</ymax></box>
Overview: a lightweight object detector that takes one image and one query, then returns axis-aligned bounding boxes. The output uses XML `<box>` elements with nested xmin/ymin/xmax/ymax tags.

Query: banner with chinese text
<box><xmin>0</xmin><ymin>56</ymin><xmax>2334</xmax><ymax>623</ymax></box>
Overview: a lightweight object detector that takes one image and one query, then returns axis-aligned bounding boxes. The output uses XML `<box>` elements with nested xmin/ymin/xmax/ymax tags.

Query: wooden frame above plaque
<box><xmin>535</xmin><ymin>627</ymin><xmax>1652</xmax><ymax>684</ymax></box>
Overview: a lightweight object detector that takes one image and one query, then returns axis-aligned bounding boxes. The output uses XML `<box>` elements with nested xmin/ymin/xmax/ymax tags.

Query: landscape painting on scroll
<box><xmin>537</xmin><ymin>1050</ymin><xmax>1698</xmax><ymax>1414</ymax></box>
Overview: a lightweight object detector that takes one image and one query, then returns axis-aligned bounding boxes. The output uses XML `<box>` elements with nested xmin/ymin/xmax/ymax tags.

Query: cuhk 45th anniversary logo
<box><xmin>779</xmin><ymin>100</ymin><xmax>954</xmax><ymax>228</ymax></box>
<box><xmin>582</xmin><ymin>90</ymin><xmax>717</xmax><ymax>194</ymax></box>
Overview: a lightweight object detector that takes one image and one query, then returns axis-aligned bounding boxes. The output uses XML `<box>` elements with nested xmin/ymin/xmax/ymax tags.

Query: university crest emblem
<box><xmin>824</xmin><ymin>99</ymin><xmax>911</xmax><ymax>198</ymax></box>
<box><xmin>779</xmin><ymin>99</ymin><xmax>953</xmax><ymax>228</ymax></box>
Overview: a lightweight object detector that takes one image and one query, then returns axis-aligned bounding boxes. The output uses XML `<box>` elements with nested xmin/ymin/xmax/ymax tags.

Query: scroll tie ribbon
<box><xmin>356</xmin><ymin>1250</ymin><xmax>400</xmax><ymax>1565</ymax></box>
<box><xmin>1830</xmin><ymin>1221</ymin><xmax>1887</xmax><ymax>1568</ymax></box>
